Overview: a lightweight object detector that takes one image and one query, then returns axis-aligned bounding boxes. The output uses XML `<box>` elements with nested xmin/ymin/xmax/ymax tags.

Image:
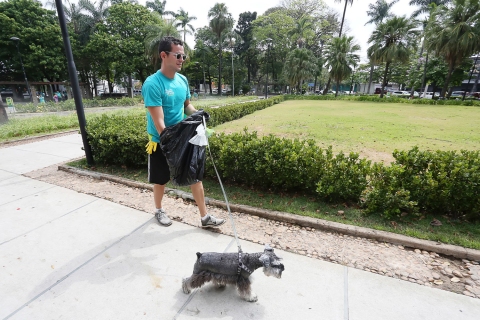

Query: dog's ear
<box><xmin>264</xmin><ymin>244</ymin><xmax>273</xmax><ymax>252</ymax></box>
<box><xmin>259</xmin><ymin>253</ymin><xmax>270</xmax><ymax>267</ymax></box>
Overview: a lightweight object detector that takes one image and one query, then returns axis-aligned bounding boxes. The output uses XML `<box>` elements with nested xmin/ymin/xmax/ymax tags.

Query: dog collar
<box><xmin>237</xmin><ymin>251</ymin><xmax>252</xmax><ymax>275</ymax></box>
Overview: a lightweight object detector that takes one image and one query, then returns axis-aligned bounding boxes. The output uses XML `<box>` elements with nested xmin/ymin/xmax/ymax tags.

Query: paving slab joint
<box><xmin>57</xmin><ymin>164</ymin><xmax>480</xmax><ymax>262</ymax></box>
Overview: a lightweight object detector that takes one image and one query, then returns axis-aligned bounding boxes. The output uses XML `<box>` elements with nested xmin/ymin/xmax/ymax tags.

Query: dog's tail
<box><xmin>196</xmin><ymin>252</ymin><xmax>202</xmax><ymax>259</ymax></box>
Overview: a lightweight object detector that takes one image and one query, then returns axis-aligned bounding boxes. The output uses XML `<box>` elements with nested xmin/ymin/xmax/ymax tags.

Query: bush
<box><xmin>207</xmin><ymin>131</ymin><xmax>327</xmax><ymax>193</ymax></box>
<box><xmin>393</xmin><ymin>147</ymin><xmax>480</xmax><ymax>220</ymax></box>
<box><xmin>361</xmin><ymin>163</ymin><xmax>418</xmax><ymax>219</ymax></box>
<box><xmin>316</xmin><ymin>149</ymin><xmax>371</xmax><ymax>203</ymax></box>
<box><xmin>86</xmin><ymin>113</ymin><xmax>148</xmax><ymax>167</ymax></box>
<box><xmin>362</xmin><ymin>148</ymin><xmax>480</xmax><ymax>221</ymax></box>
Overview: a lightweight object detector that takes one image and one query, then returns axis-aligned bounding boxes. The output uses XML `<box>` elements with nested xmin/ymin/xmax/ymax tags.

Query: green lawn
<box><xmin>215</xmin><ymin>100</ymin><xmax>480</xmax><ymax>162</ymax></box>
<box><xmin>0</xmin><ymin>96</ymin><xmax>257</xmax><ymax>142</ymax></box>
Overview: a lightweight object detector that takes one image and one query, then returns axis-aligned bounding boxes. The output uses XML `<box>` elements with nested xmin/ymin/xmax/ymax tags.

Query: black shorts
<box><xmin>148</xmin><ymin>147</ymin><xmax>170</xmax><ymax>185</ymax></box>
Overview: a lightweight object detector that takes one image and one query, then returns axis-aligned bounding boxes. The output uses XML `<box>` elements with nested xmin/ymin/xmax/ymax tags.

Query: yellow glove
<box><xmin>145</xmin><ymin>141</ymin><xmax>157</xmax><ymax>154</ymax></box>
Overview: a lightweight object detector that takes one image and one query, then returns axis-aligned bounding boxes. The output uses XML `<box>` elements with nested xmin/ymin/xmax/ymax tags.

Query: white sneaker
<box><xmin>155</xmin><ymin>209</ymin><xmax>172</xmax><ymax>226</ymax></box>
<box><xmin>201</xmin><ymin>214</ymin><xmax>225</xmax><ymax>228</ymax></box>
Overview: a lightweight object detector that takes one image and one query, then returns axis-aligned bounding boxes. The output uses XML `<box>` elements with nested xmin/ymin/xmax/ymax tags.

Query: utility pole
<box><xmin>55</xmin><ymin>0</ymin><xmax>94</xmax><ymax>165</ymax></box>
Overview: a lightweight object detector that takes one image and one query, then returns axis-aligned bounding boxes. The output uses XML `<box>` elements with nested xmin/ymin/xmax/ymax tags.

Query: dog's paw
<box><xmin>182</xmin><ymin>278</ymin><xmax>191</xmax><ymax>294</ymax></box>
<box><xmin>245</xmin><ymin>292</ymin><xmax>258</xmax><ymax>302</ymax></box>
<box><xmin>217</xmin><ymin>283</ymin><xmax>226</xmax><ymax>289</ymax></box>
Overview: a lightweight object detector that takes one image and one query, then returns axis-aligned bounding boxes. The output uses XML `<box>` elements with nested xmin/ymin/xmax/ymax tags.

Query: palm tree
<box><xmin>208</xmin><ymin>3</ymin><xmax>234</xmax><ymax>95</ymax></box>
<box><xmin>145</xmin><ymin>17</ymin><xmax>182</xmax><ymax>70</ymax></box>
<box><xmin>145</xmin><ymin>0</ymin><xmax>174</xmax><ymax>16</ymax></box>
<box><xmin>324</xmin><ymin>36</ymin><xmax>360</xmax><ymax>97</ymax></box>
<box><xmin>409</xmin><ymin>1</ymin><xmax>451</xmax><ymax>95</ymax></box>
<box><xmin>367</xmin><ymin>16</ymin><xmax>419</xmax><ymax>98</ymax></box>
<box><xmin>334</xmin><ymin>0</ymin><xmax>355</xmax><ymax>37</ymax></box>
<box><xmin>365</xmin><ymin>0</ymin><xmax>397</xmax><ymax>94</ymax></box>
<box><xmin>409</xmin><ymin>0</ymin><xmax>451</xmax><ymax>18</ymax></box>
<box><xmin>425</xmin><ymin>0</ymin><xmax>480</xmax><ymax>97</ymax></box>
<box><xmin>288</xmin><ymin>16</ymin><xmax>313</xmax><ymax>48</ymax></box>
<box><xmin>79</xmin><ymin>0</ymin><xmax>110</xmax><ymax>33</ymax></box>
<box><xmin>365</xmin><ymin>0</ymin><xmax>398</xmax><ymax>25</ymax></box>
<box><xmin>283</xmin><ymin>48</ymin><xmax>317</xmax><ymax>93</ymax></box>
<box><xmin>172</xmin><ymin>8</ymin><xmax>197</xmax><ymax>44</ymax></box>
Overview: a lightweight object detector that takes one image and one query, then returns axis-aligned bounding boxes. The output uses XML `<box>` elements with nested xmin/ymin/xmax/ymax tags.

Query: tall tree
<box><xmin>235</xmin><ymin>11</ymin><xmax>257</xmax><ymax>84</ymax></box>
<box><xmin>172</xmin><ymin>8</ymin><xmax>197</xmax><ymax>44</ymax></box>
<box><xmin>208</xmin><ymin>3</ymin><xmax>234</xmax><ymax>95</ymax></box>
<box><xmin>365</xmin><ymin>0</ymin><xmax>398</xmax><ymax>25</ymax></box>
<box><xmin>324</xmin><ymin>36</ymin><xmax>360</xmax><ymax>97</ymax></box>
<box><xmin>409</xmin><ymin>0</ymin><xmax>451</xmax><ymax>18</ymax></box>
<box><xmin>334</xmin><ymin>0</ymin><xmax>354</xmax><ymax>37</ymax></box>
<box><xmin>367</xmin><ymin>16</ymin><xmax>419</xmax><ymax>98</ymax></box>
<box><xmin>145</xmin><ymin>0</ymin><xmax>174</xmax><ymax>16</ymax></box>
<box><xmin>145</xmin><ymin>15</ymin><xmax>182</xmax><ymax>70</ymax></box>
<box><xmin>365</xmin><ymin>0</ymin><xmax>397</xmax><ymax>94</ymax></box>
<box><xmin>288</xmin><ymin>16</ymin><xmax>314</xmax><ymax>48</ymax></box>
<box><xmin>0</xmin><ymin>0</ymin><xmax>68</xmax><ymax>83</ymax></box>
<box><xmin>283</xmin><ymin>48</ymin><xmax>317</xmax><ymax>92</ymax></box>
<box><xmin>425</xmin><ymin>0</ymin><xmax>480</xmax><ymax>97</ymax></box>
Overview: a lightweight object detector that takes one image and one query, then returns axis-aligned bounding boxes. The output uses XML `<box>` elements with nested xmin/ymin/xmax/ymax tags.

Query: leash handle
<box><xmin>203</xmin><ymin>116</ymin><xmax>242</xmax><ymax>252</ymax></box>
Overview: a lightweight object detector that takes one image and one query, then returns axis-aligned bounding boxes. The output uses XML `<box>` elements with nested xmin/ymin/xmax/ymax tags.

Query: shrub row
<box><xmin>283</xmin><ymin>94</ymin><xmax>480</xmax><ymax>107</ymax></box>
<box><xmin>85</xmin><ymin>96</ymin><xmax>284</xmax><ymax>166</ymax></box>
<box><xmin>206</xmin><ymin>131</ymin><xmax>371</xmax><ymax>203</ymax></box>
<box><xmin>208</xmin><ymin>133</ymin><xmax>480</xmax><ymax>221</ymax></box>
<box><xmin>15</xmin><ymin>96</ymin><xmax>143</xmax><ymax>113</ymax></box>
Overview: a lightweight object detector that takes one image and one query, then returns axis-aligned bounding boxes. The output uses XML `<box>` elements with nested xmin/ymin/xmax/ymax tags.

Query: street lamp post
<box><xmin>10</xmin><ymin>37</ymin><xmax>32</xmax><ymax>103</ymax></box>
<box><xmin>230</xmin><ymin>38</ymin><xmax>235</xmax><ymax>97</ymax></box>
<box><xmin>263</xmin><ymin>38</ymin><xmax>272</xmax><ymax>99</ymax></box>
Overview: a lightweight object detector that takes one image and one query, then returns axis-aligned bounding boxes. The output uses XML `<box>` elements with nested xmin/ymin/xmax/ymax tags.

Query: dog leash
<box><xmin>203</xmin><ymin>116</ymin><xmax>243</xmax><ymax>254</ymax></box>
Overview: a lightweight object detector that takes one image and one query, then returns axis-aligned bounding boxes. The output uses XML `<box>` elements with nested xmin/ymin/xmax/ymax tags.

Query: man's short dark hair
<box><xmin>159</xmin><ymin>36</ymin><xmax>183</xmax><ymax>56</ymax></box>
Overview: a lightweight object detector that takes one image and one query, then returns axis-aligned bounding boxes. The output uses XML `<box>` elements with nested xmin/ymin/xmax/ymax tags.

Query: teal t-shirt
<box><xmin>142</xmin><ymin>71</ymin><xmax>191</xmax><ymax>142</ymax></box>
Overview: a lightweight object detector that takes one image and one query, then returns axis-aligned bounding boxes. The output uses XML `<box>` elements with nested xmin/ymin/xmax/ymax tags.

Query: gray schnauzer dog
<box><xmin>182</xmin><ymin>244</ymin><xmax>285</xmax><ymax>302</ymax></box>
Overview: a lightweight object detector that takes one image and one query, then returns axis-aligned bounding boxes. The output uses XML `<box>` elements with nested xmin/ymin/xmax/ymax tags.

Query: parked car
<box><xmin>450</xmin><ymin>91</ymin><xmax>465</xmax><ymax>98</ymax></box>
<box><xmin>374</xmin><ymin>88</ymin><xmax>386</xmax><ymax>94</ymax></box>
<box><xmin>390</xmin><ymin>91</ymin><xmax>408</xmax><ymax>97</ymax></box>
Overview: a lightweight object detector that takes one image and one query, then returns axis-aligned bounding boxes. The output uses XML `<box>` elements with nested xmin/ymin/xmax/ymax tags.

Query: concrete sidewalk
<box><xmin>1</xmin><ymin>134</ymin><xmax>479</xmax><ymax>320</ymax></box>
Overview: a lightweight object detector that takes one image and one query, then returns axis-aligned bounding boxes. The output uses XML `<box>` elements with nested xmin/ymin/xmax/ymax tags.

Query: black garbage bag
<box><xmin>159</xmin><ymin>110</ymin><xmax>210</xmax><ymax>186</ymax></box>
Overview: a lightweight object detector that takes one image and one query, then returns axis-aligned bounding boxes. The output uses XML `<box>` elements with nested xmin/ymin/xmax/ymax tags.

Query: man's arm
<box><xmin>184</xmin><ymin>99</ymin><xmax>197</xmax><ymax>116</ymax></box>
<box><xmin>147</xmin><ymin>106</ymin><xmax>166</xmax><ymax>135</ymax></box>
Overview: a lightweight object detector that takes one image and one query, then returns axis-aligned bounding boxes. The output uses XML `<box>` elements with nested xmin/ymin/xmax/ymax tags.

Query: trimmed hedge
<box><xmin>15</xmin><ymin>96</ymin><xmax>143</xmax><ymax>113</ymax></box>
<box><xmin>283</xmin><ymin>94</ymin><xmax>480</xmax><ymax>107</ymax></box>
<box><xmin>85</xmin><ymin>96</ymin><xmax>285</xmax><ymax>166</ymax></box>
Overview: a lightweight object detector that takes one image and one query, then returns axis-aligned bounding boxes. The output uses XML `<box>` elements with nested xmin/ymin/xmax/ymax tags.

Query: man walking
<box><xmin>142</xmin><ymin>36</ymin><xmax>225</xmax><ymax>228</ymax></box>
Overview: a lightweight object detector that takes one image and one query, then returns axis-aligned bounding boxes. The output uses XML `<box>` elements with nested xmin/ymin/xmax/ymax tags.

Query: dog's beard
<box><xmin>263</xmin><ymin>266</ymin><xmax>283</xmax><ymax>278</ymax></box>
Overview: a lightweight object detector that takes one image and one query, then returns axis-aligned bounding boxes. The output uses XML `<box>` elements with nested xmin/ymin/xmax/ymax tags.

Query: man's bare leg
<box><xmin>190</xmin><ymin>181</ymin><xmax>207</xmax><ymax>217</ymax></box>
<box><xmin>153</xmin><ymin>184</ymin><xmax>165</xmax><ymax>209</ymax></box>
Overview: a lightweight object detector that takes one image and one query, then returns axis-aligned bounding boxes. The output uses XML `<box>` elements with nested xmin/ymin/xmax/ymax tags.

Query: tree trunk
<box><xmin>314</xmin><ymin>74</ymin><xmax>317</xmax><ymax>94</ymax></box>
<box><xmin>0</xmin><ymin>98</ymin><xmax>8</xmax><ymax>125</ymax></box>
<box><xmin>367</xmin><ymin>61</ymin><xmax>374</xmax><ymax>94</ymax></box>
<box><xmin>410</xmin><ymin>37</ymin><xmax>425</xmax><ymax>96</ymax></box>
<box><xmin>218</xmin><ymin>41</ymin><xmax>222</xmax><ymax>96</ymax></box>
<box><xmin>335</xmin><ymin>79</ymin><xmax>340</xmax><ymax>97</ymax></box>
<box><xmin>380</xmin><ymin>61</ymin><xmax>390</xmax><ymax>98</ymax></box>
<box><xmin>420</xmin><ymin>51</ymin><xmax>429</xmax><ymax>94</ymax></box>
<box><xmin>323</xmin><ymin>77</ymin><xmax>332</xmax><ymax>95</ymax></box>
<box><xmin>441</xmin><ymin>63</ymin><xmax>455</xmax><ymax>98</ymax></box>
<box><xmin>338</xmin><ymin>0</ymin><xmax>348</xmax><ymax>37</ymax></box>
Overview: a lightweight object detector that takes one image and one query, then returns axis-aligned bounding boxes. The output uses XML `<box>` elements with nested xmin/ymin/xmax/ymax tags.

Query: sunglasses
<box><xmin>165</xmin><ymin>51</ymin><xmax>187</xmax><ymax>60</ymax></box>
